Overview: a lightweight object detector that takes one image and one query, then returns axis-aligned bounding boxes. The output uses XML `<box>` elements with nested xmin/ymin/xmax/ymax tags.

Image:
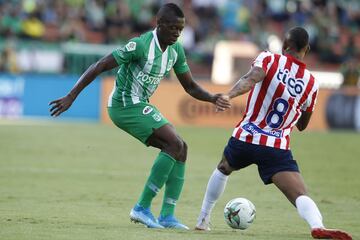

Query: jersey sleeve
<box><xmin>172</xmin><ymin>43</ymin><xmax>190</xmax><ymax>74</ymax></box>
<box><xmin>252</xmin><ymin>51</ymin><xmax>273</xmax><ymax>74</ymax></box>
<box><xmin>301</xmin><ymin>76</ymin><xmax>319</xmax><ymax>112</ymax></box>
<box><xmin>112</xmin><ymin>38</ymin><xmax>143</xmax><ymax>65</ymax></box>
<box><xmin>302</xmin><ymin>89</ymin><xmax>318</xmax><ymax>112</ymax></box>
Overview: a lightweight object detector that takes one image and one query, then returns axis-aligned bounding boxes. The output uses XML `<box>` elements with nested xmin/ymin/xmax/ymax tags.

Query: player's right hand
<box><xmin>49</xmin><ymin>94</ymin><xmax>74</xmax><ymax>117</ymax></box>
<box><xmin>214</xmin><ymin>94</ymin><xmax>231</xmax><ymax>112</ymax></box>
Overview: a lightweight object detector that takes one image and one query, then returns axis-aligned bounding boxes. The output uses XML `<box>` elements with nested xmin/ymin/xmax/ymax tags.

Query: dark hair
<box><xmin>157</xmin><ymin>3</ymin><xmax>184</xmax><ymax>19</ymax></box>
<box><xmin>286</xmin><ymin>27</ymin><xmax>309</xmax><ymax>51</ymax></box>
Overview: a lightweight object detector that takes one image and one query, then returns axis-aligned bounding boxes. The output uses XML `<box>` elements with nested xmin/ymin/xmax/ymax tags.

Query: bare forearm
<box><xmin>185</xmin><ymin>82</ymin><xmax>215</xmax><ymax>103</ymax></box>
<box><xmin>68</xmin><ymin>55</ymin><xmax>116</xmax><ymax>100</ymax></box>
<box><xmin>296</xmin><ymin>121</ymin><xmax>306</xmax><ymax>131</ymax></box>
<box><xmin>68</xmin><ymin>63</ymin><xmax>101</xmax><ymax>99</ymax></box>
<box><xmin>228</xmin><ymin>76</ymin><xmax>256</xmax><ymax>99</ymax></box>
<box><xmin>227</xmin><ymin>67</ymin><xmax>265</xmax><ymax>99</ymax></box>
<box><xmin>177</xmin><ymin>72</ymin><xmax>215</xmax><ymax>103</ymax></box>
<box><xmin>296</xmin><ymin>111</ymin><xmax>312</xmax><ymax>131</ymax></box>
<box><xmin>175</xmin><ymin>71</ymin><xmax>230</xmax><ymax>111</ymax></box>
<box><xmin>49</xmin><ymin>54</ymin><xmax>117</xmax><ymax>117</ymax></box>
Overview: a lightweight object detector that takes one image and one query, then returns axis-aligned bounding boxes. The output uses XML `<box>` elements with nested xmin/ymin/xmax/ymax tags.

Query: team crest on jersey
<box><xmin>125</xmin><ymin>41</ymin><xmax>136</xmax><ymax>52</ymax></box>
<box><xmin>152</xmin><ymin>113</ymin><xmax>162</xmax><ymax>122</ymax></box>
<box><xmin>166</xmin><ymin>59</ymin><xmax>173</xmax><ymax>71</ymax></box>
<box><xmin>142</xmin><ymin>106</ymin><xmax>153</xmax><ymax>115</ymax></box>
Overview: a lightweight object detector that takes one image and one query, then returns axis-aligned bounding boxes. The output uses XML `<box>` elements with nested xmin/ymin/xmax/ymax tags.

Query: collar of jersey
<box><xmin>153</xmin><ymin>28</ymin><xmax>168</xmax><ymax>53</ymax></box>
<box><xmin>284</xmin><ymin>53</ymin><xmax>306</xmax><ymax>68</ymax></box>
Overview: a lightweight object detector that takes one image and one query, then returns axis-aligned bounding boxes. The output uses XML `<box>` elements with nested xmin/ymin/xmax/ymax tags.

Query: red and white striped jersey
<box><xmin>232</xmin><ymin>51</ymin><xmax>319</xmax><ymax>150</ymax></box>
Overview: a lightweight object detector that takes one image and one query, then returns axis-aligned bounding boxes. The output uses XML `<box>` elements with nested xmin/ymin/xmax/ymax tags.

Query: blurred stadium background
<box><xmin>0</xmin><ymin>0</ymin><xmax>359</xmax><ymax>128</ymax></box>
<box><xmin>0</xmin><ymin>1</ymin><xmax>359</xmax><ymax>240</ymax></box>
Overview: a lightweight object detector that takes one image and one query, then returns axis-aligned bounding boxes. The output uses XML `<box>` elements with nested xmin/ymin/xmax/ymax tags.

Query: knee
<box><xmin>175</xmin><ymin>139</ymin><xmax>188</xmax><ymax>163</ymax></box>
<box><xmin>182</xmin><ymin>141</ymin><xmax>188</xmax><ymax>155</ymax></box>
<box><xmin>180</xmin><ymin>141</ymin><xmax>188</xmax><ymax>162</ymax></box>
<box><xmin>167</xmin><ymin>137</ymin><xmax>185</xmax><ymax>159</ymax></box>
<box><xmin>217</xmin><ymin>161</ymin><xmax>233</xmax><ymax>176</ymax></box>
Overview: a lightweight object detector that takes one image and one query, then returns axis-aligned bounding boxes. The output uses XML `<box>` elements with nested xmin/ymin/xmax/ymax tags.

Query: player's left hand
<box><xmin>214</xmin><ymin>94</ymin><xmax>231</xmax><ymax>112</ymax></box>
<box><xmin>49</xmin><ymin>94</ymin><xmax>75</xmax><ymax>117</ymax></box>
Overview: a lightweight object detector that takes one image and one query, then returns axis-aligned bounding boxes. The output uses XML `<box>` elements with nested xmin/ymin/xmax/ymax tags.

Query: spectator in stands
<box><xmin>0</xmin><ymin>4</ymin><xmax>22</xmax><ymax>38</ymax></box>
<box><xmin>104</xmin><ymin>0</ymin><xmax>132</xmax><ymax>43</ymax></box>
<box><xmin>21</xmin><ymin>11</ymin><xmax>45</xmax><ymax>39</ymax></box>
<box><xmin>0</xmin><ymin>0</ymin><xmax>359</xmax><ymax>75</ymax></box>
<box><xmin>85</xmin><ymin>0</ymin><xmax>106</xmax><ymax>31</ymax></box>
<box><xmin>0</xmin><ymin>45</ymin><xmax>18</xmax><ymax>73</ymax></box>
<box><xmin>59</xmin><ymin>9</ymin><xmax>87</xmax><ymax>42</ymax></box>
<box><xmin>341</xmin><ymin>58</ymin><xmax>360</xmax><ymax>88</ymax></box>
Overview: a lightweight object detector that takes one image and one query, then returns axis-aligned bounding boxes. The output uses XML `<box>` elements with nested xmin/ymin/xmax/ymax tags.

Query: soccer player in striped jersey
<box><xmin>49</xmin><ymin>3</ymin><xmax>230</xmax><ymax>230</ymax></box>
<box><xmin>195</xmin><ymin>27</ymin><xmax>352</xmax><ymax>240</ymax></box>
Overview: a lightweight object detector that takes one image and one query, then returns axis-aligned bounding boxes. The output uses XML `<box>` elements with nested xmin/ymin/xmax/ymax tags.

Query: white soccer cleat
<box><xmin>195</xmin><ymin>215</ymin><xmax>211</xmax><ymax>231</ymax></box>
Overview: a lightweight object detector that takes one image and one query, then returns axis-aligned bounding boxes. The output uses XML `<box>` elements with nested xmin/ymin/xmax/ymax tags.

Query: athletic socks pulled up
<box><xmin>296</xmin><ymin>195</ymin><xmax>324</xmax><ymax>229</ymax></box>
<box><xmin>138</xmin><ymin>152</ymin><xmax>176</xmax><ymax>208</ymax></box>
<box><xmin>196</xmin><ymin>168</ymin><xmax>229</xmax><ymax>227</ymax></box>
<box><xmin>160</xmin><ymin>161</ymin><xmax>185</xmax><ymax>217</ymax></box>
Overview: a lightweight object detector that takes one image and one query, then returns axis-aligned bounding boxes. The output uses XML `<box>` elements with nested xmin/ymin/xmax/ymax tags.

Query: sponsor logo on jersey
<box><xmin>243</xmin><ymin>122</ymin><xmax>282</xmax><ymax>138</ymax></box>
<box><xmin>276</xmin><ymin>69</ymin><xmax>305</xmax><ymax>97</ymax></box>
<box><xmin>152</xmin><ymin>113</ymin><xmax>162</xmax><ymax>122</ymax></box>
<box><xmin>137</xmin><ymin>71</ymin><xmax>161</xmax><ymax>85</ymax></box>
<box><xmin>125</xmin><ymin>41</ymin><xmax>136</xmax><ymax>52</ymax></box>
<box><xmin>142</xmin><ymin>106</ymin><xmax>153</xmax><ymax>115</ymax></box>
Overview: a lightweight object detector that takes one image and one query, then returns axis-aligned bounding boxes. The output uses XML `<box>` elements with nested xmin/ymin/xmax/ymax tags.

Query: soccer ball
<box><xmin>224</xmin><ymin>197</ymin><xmax>256</xmax><ymax>230</ymax></box>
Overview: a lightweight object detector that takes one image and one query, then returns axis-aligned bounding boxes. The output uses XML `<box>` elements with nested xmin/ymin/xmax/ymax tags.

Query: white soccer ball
<box><xmin>224</xmin><ymin>197</ymin><xmax>256</xmax><ymax>230</ymax></box>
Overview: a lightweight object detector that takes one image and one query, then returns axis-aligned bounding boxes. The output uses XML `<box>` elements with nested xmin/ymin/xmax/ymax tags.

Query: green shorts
<box><xmin>108</xmin><ymin>102</ymin><xmax>169</xmax><ymax>145</ymax></box>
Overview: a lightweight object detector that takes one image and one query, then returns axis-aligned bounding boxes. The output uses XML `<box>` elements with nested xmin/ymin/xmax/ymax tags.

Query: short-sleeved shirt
<box><xmin>108</xmin><ymin>29</ymin><xmax>190</xmax><ymax>107</ymax></box>
<box><xmin>232</xmin><ymin>51</ymin><xmax>319</xmax><ymax>150</ymax></box>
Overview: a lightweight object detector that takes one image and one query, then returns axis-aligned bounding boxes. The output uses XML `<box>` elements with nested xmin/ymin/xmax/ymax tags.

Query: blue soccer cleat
<box><xmin>130</xmin><ymin>204</ymin><xmax>164</xmax><ymax>229</ymax></box>
<box><xmin>158</xmin><ymin>215</ymin><xmax>189</xmax><ymax>230</ymax></box>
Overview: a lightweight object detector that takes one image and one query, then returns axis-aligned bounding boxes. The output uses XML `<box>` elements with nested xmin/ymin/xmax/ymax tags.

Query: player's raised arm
<box><xmin>49</xmin><ymin>53</ymin><xmax>118</xmax><ymax>117</ymax></box>
<box><xmin>227</xmin><ymin>66</ymin><xmax>265</xmax><ymax>99</ymax></box>
<box><xmin>176</xmin><ymin>71</ymin><xmax>231</xmax><ymax>111</ymax></box>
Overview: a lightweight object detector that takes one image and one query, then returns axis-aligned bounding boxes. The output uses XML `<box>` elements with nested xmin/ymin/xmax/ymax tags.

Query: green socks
<box><xmin>160</xmin><ymin>161</ymin><xmax>185</xmax><ymax>217</ymax></box>
<box><xmin>137</xmin><ymin>151</ymin><xmax>186</xmax><ymax>217</ymax></box>
<box><xmin>138</xmin><ymin>152</ymin><xmax>176</xmax><ymax>208</ymax></box>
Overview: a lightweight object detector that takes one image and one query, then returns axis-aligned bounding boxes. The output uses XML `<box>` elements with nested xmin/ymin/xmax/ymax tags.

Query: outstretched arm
<box><xmin>227</xmin><ymin>66</ymin><xmax>265</xmax><ymax>99</ymax></box>
<box><xmin>176</xmin><ymin>71</ymin><xmax>231</xmax><ymax>111</ymax></box>
<box><xmin>49</xmin><ymin>53</ymin><xmax>118</xmax><ymax>117</ymax></box>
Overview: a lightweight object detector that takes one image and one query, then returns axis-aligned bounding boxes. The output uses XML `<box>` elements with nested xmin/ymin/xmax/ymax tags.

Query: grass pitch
<box><xmin>0</xmin><ymin>120</ymin><xmax>359</xmax><ymax>240</ymax></box>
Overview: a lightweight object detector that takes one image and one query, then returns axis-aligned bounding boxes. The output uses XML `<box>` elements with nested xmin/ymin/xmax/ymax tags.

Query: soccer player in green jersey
<box><xmin>49</xmin><ymin>3</ymin><xmax>230</xmax><ymax>229</ymax></box>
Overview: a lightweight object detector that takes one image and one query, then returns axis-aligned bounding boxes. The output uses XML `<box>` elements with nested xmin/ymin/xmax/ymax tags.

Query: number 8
<box><xmin>266</xmin><ymin>98</ymin><xmax>289</xmax><ymax>129</ymax></box>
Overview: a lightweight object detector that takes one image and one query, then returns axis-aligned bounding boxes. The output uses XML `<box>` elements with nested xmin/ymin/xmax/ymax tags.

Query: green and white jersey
<box><xmin>108</xmin><ymin>29</ymin><xmax>190</xmax><ymax>107</ymax></box>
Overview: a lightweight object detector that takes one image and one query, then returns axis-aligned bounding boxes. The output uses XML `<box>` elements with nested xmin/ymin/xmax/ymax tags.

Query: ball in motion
<box><xmin>224</xmin><ymin>197</ymin><xmax>256</xmax><ymax>230</ymax></box>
